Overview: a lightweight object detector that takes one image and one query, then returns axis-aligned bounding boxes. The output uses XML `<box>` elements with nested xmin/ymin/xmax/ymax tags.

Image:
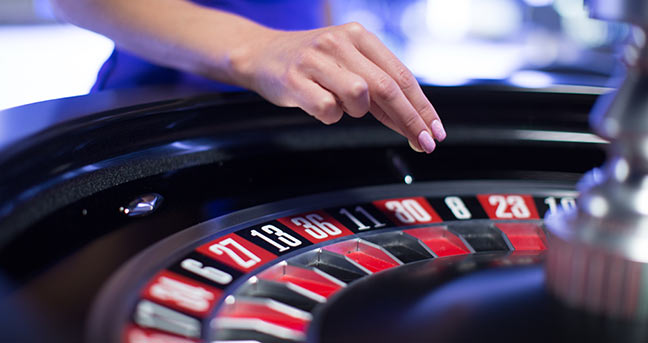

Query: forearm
<box><xmin>51</xmin><ymin>0</ymin><xmax>447</xmax><ymax>152</ymax></box>
<box><xmin>50</xmin><ymin>0</ymin><xmax>271</xmax><ymax>87</ymax></box>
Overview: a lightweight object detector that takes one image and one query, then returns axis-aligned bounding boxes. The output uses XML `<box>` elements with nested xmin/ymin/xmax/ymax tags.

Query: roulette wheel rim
<box><xmin>87</xmin><ymin>180</ymin><xmax>577</xmax><ymax>342</ymax></box>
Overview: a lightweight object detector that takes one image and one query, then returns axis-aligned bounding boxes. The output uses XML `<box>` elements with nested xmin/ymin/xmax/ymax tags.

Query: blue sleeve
<box><xmin>92</xmin><ymin>0</ymin><xmax>325</xmax><ymax>92</ymax></box>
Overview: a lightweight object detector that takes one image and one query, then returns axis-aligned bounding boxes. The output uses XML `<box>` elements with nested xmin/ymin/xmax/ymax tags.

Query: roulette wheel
<box><xmin>3</xmin><ymin>1</ymin><xmax>648</xmax><ymax>341</ymax></box>
<box><xmin>0</xmin><ymin>84</ymin><xmax>608</xmax><ymax>343</ymax></box>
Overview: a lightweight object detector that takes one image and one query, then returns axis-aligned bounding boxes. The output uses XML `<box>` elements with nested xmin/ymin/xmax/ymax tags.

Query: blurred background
<box><xmin>0</xmin><ymin>0</ymin><xmax>630</xmax><ymax>111</ymax></box>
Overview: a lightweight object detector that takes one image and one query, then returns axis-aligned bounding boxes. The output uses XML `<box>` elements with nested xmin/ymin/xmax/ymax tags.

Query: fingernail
<box><xmin>431</xmin><ymin>119</ymin><xmax>446</xmax><ymax>142</ymax></box>
<box><xmin>409</xmin><ymin>140</ymin><xmax>424</xmax><ymax>153</ymax></box>
<box><xmin>417</xmin><ymin>130</ymin><xmax>436</xmax><ymax>154</ymax></box>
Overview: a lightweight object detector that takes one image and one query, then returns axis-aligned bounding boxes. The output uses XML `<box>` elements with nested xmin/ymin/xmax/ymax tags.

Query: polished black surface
<box><xmin>0</xmin><ymin>86</ymin><xmax>224</xmax><ymax>152</ymax></box>
<box><xmin>0</xmin><ymin>85</ymin><xmax>604</xmax><ymax>246</ymax></box>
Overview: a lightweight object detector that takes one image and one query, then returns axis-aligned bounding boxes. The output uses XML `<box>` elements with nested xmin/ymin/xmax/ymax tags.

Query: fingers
<box><xmin>371</xmin><ymin>102</ymin><xmax>425</xmax><ymax>153</ymax></box>
<box><xmin>260</xmin><ymin>23</ymin><xmax>446</xmax><ymax>151</ymax></box>
<box><xmin>346</xmin><ymin>23</ymin><xmax>447</xmax><ymax>142</ymax></box>
<box><xmin>369</xmin><ymin>101</ymin><xmax>404</xmax><ymax>136</ymax></box>
<box><xmin>335</xmin><ymin>42</ymin><xmax>437</xmax><ymax>153</ymax></box>
<box><xmin>372</xmin><ymin>72</ymin><xmax>436</xmax><ymax>153</ymax></box>
<box><xmin>308</xmin><ymin>59</ymin><xmax>370</xmax><ymax>118</ymax></box>
<box><xmin>294</xmin><ymin>80</ymin><xmax>344</xmax><ymax>125</ymax></box>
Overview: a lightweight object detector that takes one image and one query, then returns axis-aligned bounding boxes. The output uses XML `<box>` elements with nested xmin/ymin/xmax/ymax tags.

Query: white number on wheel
<box><xmin>489</xmin><ymin>195</ymin><xmax>530</xmax><ymax>219</ymax></box>
<box><xmin>208</xmin><ymin>238</ymin><xmax>261</xmax><ymax>269</ymax></box>
<box><xmin>150</xmin><ymin>276</ymin><xmax>215</xmax><ymax>312</ymax></box>
<box><xmin>385</xmin><ymin>199</ymin><xmax>432</xmax><ymax>224</ymax></box>
<box><xmin>339</xmin><ymin>206</ymin><xmax>386</xmax><ymax>231</ymax></box>
<box><xmin>544</xmin><ymin>196</ymin><xmax>576</xmax><ymax>214</ymax></box>
<box><xmin>181</xmin><ymin>258</ymin><xmax>233</xmax><ymax>285</ymax></box>
<box><xmin>444</xmin><ymin>196</ymin><xmax>472</xmax><ymax>219</ymax></box>
<box><xmin>250</xmin><ymin>224</ymin><xmax>302</xmax><ymax>252</ymax></box>
<box><xmin>291</xmin><ymin>213</ymin><xmax>343</xmax><ymax>239</ymax></box>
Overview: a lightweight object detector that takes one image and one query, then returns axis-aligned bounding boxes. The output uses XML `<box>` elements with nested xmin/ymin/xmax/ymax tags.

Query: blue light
<box><xmin>523</xmin><ymin>0</ymin><xmax>554</xmax><ymax>7</ymax></box>
<box><xmin>508</xmin><ymin>70</ymin><xmax>554</xmax><ymax>88</ymax></box>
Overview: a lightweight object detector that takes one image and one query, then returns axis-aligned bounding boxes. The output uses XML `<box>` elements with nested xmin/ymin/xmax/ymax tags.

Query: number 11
<box><xmin>339</xmin><ymin>206</ymin><xmax>386</xmax><ymax>231</ymax></box>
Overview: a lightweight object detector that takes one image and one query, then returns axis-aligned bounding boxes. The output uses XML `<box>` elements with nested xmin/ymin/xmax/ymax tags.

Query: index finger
<box><xmin>333</xmin><ymin>41</ymin><xmax>436</xmax><ymax>153</ymax></box>
<box><xmin>345</xmin><ymin>23</ymin><xmax>446</xmax><ymax>141</ymax></box>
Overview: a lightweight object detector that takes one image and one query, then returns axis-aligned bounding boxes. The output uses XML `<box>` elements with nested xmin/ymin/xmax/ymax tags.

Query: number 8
<box><xmin>444</xmin><ymin>196</ymin><xmax>471</xmax><ymax>219</ymax></box>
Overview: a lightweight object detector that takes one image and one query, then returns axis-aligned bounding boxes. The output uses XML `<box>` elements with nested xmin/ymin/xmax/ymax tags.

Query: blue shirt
<box><xmin>92</xmin><ymin>0</ymin><xmax>324</xmax><ymax>92</ymax></box>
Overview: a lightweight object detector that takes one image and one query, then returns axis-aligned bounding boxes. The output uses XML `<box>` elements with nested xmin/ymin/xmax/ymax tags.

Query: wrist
<box><xmin>220</xmin><ymin>24</ymin><xmax>279</xmax><ymax>90</ymax></box>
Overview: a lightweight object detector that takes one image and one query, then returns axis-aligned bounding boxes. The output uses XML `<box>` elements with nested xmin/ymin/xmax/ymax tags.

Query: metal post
<box><xmin>546</xmin><ymin>0</ymin><xmax>648</xmax><ymax>321</ymax></box>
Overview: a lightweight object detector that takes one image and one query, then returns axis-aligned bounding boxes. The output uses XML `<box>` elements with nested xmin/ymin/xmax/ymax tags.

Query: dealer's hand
<box><xmin>234</xmin><ymin>22</ymin><xmax>447</xmax><ymax>153</ymax></box>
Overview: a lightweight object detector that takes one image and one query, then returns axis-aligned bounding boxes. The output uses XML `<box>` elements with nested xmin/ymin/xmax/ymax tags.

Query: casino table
<box><xmin>0</xmin><ymin>84</ymin><xmax>614</xmax><ymax>342</ymax></box>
